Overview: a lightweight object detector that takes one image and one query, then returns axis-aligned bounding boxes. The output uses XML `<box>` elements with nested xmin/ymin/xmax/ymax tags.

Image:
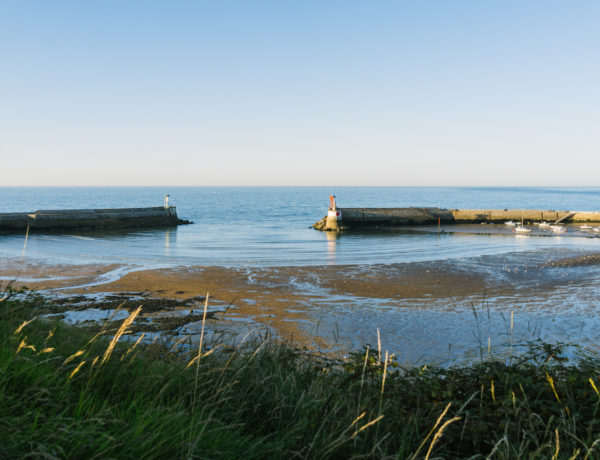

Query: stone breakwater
<box><xmin>0</xmin><ymin>206</ymin><xmax>191</xmax><ymax>232</ymax></box>
<box><xmin>313</xmin><ymin>207</ymin><xmax>600</xmax><ymax>230</ymax></box>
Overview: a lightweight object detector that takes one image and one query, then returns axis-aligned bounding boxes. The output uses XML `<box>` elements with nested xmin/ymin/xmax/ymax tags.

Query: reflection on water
<box><xmin>164</xmin><ymin>229</ymin><xmax>172</xmax><ymax>256</ymax></box>
<box><xmin>325</xmin><ymin>231</ymin><xmax>338</xmax><ymax>264</ymax></box>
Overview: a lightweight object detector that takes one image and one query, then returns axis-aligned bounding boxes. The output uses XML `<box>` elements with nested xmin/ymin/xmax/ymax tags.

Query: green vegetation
<box><xmin>3</xmin><ymin>288</ymin><xmax>600</xmax><ymax>459</ymax></box>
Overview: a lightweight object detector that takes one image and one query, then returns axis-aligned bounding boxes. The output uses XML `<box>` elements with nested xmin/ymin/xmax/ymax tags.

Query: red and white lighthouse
<box><xmin>326</xmin><ymin>195</ymin><xmax>342</xmax><ymax>230</ymax></box>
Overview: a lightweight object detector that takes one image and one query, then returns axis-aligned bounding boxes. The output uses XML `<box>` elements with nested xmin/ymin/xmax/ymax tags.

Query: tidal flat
<box><xmin>3</xmin><ymin>249</ymin><xmax>600</xmax><ymax>366</ymax></box>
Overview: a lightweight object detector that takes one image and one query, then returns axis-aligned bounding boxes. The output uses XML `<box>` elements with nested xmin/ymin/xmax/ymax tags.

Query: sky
<box><xmin>1</xmin><ymin>1</ymin><xmax>598</xmax><ymax>186</ymax></box>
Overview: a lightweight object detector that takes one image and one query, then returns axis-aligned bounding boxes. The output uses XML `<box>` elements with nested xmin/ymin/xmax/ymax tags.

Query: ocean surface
<box><xmin>1</xmin><ymin>186</ymin><xmax>599</xmax><ymax>266</ymax></box>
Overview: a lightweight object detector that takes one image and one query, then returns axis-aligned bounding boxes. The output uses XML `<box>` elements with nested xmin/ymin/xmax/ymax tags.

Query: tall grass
<box><xmin>3</xmin><ymin>288</ymin><xmax>600</xmax><ymax>458</ymax></box>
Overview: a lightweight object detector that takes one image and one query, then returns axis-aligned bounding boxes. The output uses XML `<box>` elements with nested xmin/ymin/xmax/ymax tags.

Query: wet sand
<box><xmin>4</xmin><ymin>252</ymin><xmax>600</xmax><ymax>359</ymax></box>
<box><xmin>0</xmin><ymin>258</ymin><xmax>121</xmax><ymax>289</ymax></box>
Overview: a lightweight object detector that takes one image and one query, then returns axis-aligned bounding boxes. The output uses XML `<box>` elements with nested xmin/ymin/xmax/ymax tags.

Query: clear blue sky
<box><xmin>1</xmin><ymin>1</ymin><xmax>598</xmax><ymax>186</ymax></box>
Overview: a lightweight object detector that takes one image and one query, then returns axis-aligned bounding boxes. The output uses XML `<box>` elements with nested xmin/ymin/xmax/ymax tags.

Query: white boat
<box><xmin>515</xmin><ymin>225</ymin><xmax>531</xmax><ymax>233</ymax></box>
<box><xmin>515</xmin><ymin>215</ymin><xmax>530</xmax><ymax>233</ymax></box>
<box><xmin>580</xmin><ymin>224</ymin><xmax>593</xmax><ymax>230</ymax></box>
<box><xmin>538</xmin><ymin>221</ymin><xmax>550</xmax><ymax>228</ymax></box>
<box><xmin>550</xmin><ymin>225</ymin><xmax>566</xmax><ymax>233</ymax></box>
<box><xmin>594</xmin><ymin>227</ymin><xmax>600</xmax><ymax>232</ymax></box>
<box><xmin>504</xmin><ymin>220</ymin><xmax>516</xmax><ymax>226</ymax></box>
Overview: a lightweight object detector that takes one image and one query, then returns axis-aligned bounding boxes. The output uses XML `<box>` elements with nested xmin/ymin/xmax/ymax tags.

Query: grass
<box><xmin>3</xmin><ymin>287</ymin><xmax>600</xmax><ymax>459</ymax></box>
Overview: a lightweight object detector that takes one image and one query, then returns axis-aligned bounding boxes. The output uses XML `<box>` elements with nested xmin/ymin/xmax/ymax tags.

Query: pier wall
<box><xmin>316</xmin><ymin>208</ymin><xmax>600</xmax><ymax>229</ymax></box>
<box><xmin>0</xmin><ymin>207</ymin><xmax>190</xmax><ymax>231</ymax></box>
<box><xmin>450</xmin><ymin>209</ymin><xmax>600</xmax><ymax>223</ymax></box>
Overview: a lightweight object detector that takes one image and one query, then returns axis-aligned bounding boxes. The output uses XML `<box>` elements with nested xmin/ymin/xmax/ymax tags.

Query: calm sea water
<box><xmin>1</xmin><ymin>186</ymin><xmax>599</xmax><ymax>266</ymax></box>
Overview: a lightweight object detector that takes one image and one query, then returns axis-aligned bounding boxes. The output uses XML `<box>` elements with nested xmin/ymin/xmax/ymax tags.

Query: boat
<box><xmin>515</xmin><ymin>215</ymin><xmax>530</xmax><ymax>233</ymax></box>
<box><xmin>550</xmin><ymin>225</ymin><xmax>566</xmax><ymax>233</ymax></box>
<box><xmin>580</xmin><ymin>224</ymin><xmax>593</xmax><ymax>230</ymax></box>
<box><xmin>538</xmin><ymin>221</ymin><xmax>550</xmax><ymax>228</ymax></box>
<box><xmin>504</xmin><ymin>220</ymin><xmax>516</xmax><ymax>226</ymax></box>
<box><xmin>594</xmin><ymin>227</ymin><xmax>600</xmax><ymax>232</ymax></box>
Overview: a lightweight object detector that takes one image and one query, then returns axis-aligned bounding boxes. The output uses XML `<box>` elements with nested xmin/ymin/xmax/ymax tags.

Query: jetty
<box><xmin>314</xmin><ymin>197</ymin><xmax>600</xmax><ymax>231</ymax></box>
<box><xmin>0</xmin><ymin>205</ymin><xmax>191</xmax><ymax>232</ymax></box>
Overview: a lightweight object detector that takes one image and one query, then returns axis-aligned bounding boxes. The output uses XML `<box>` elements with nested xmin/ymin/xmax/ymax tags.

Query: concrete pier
<box><xmin>313</xmin><ymin>208</ymin><xmax>600</xmax><ymax>230</ymax></box>
<box><xmin>0</xmin><ymin>206</ymin><xmax>191</xmax><ymax>232</ymax></box>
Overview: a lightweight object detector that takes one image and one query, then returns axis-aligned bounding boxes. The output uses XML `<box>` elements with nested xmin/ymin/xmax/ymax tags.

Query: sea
<box><xmin>1</xmin><ymin>186</ymin><xmax>600</xmax><ymax>365</ymax></box>
<box><xmin>1</xmin><ymin>186</ymin><xmax>599</xmax><ymax>266</ymax></box>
